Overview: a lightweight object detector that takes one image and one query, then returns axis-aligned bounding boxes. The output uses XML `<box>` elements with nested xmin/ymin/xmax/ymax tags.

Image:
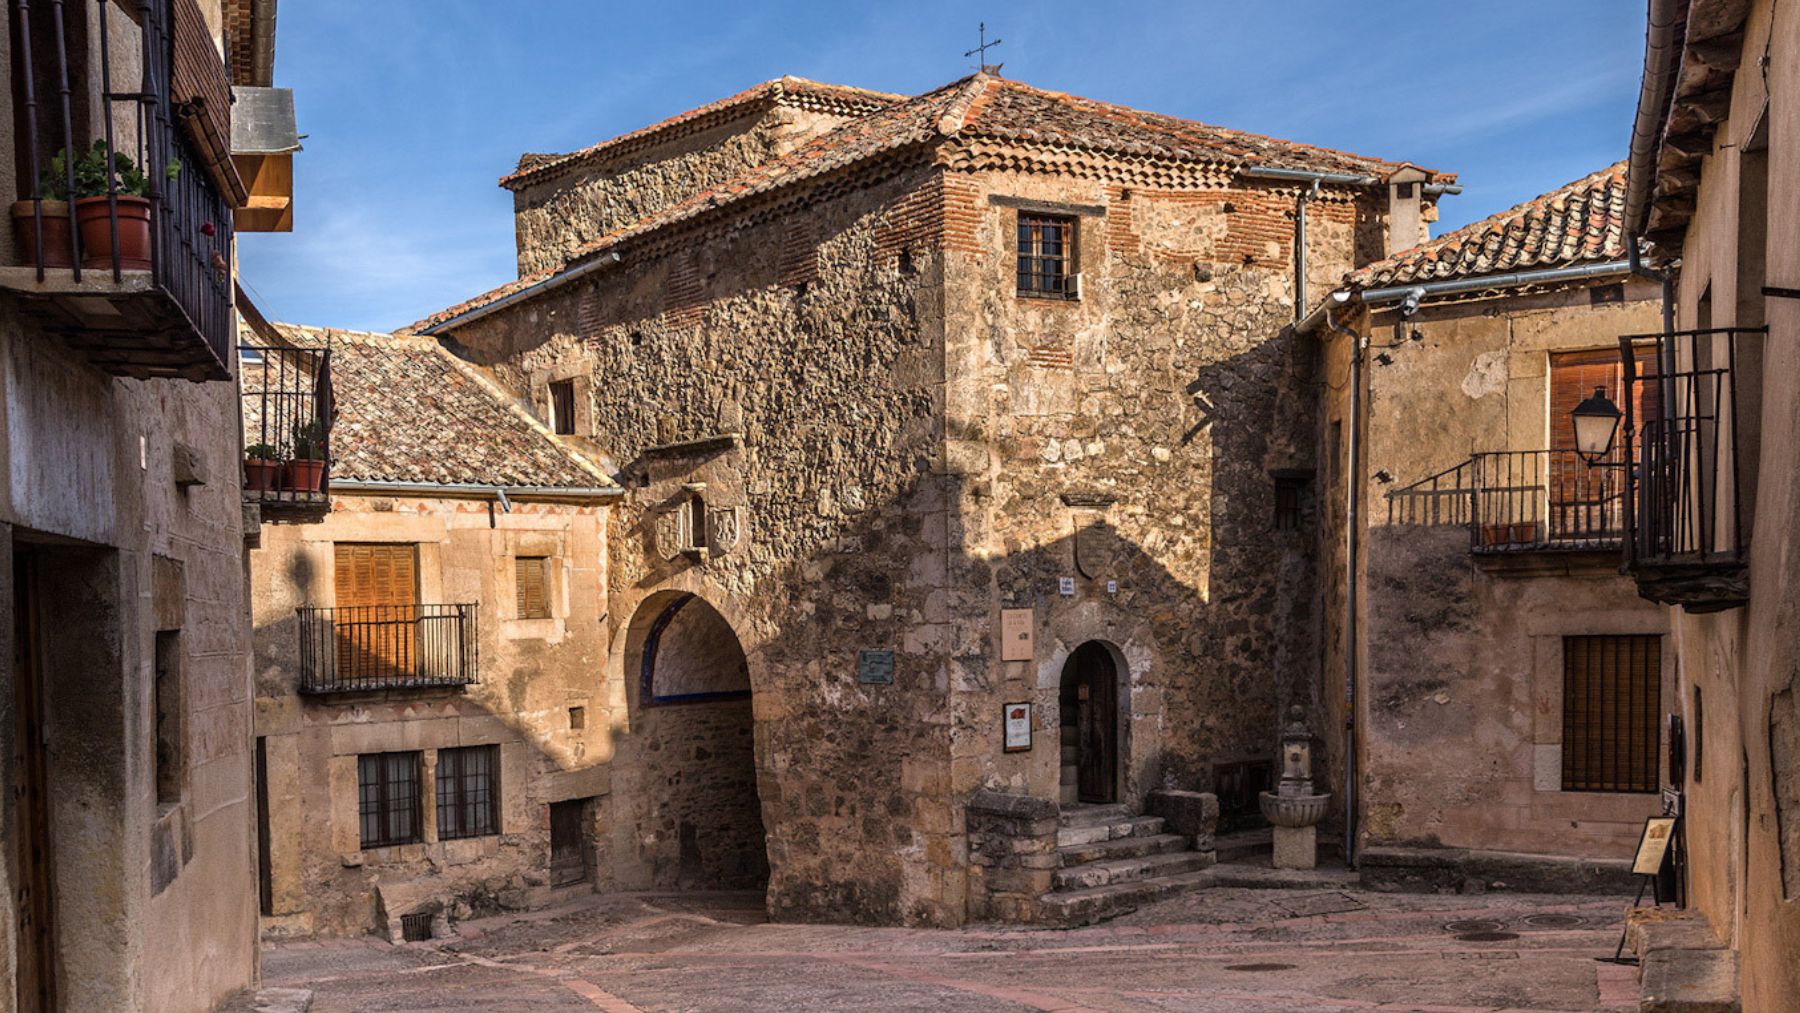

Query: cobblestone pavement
<box><xmin>252</xmin><ymin>888</ymin><xmax>1642</xmax><ymax>1012</ymax></box>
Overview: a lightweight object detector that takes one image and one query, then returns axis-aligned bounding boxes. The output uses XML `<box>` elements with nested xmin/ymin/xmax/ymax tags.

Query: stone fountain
<box><xmin>1259</xmin><ymin>705</ymin><xmax>1331</xmax><ymax>870</ymax></box>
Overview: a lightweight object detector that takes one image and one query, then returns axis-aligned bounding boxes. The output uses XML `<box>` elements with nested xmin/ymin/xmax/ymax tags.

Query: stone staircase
<box><xmin>1038</xmin><ymin>803</ymin><xmax>1216</xmax><ymax>926</ymax></box>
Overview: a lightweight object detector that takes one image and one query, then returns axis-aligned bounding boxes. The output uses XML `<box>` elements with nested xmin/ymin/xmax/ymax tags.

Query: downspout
<box><xmin>1294</xmin><ymin>179</ymin><xmax>1320</xmax><ymax>321</ymax></box>
<box><xmin>1325</xmin><ymin>306</ymin><xmax>1364</xmax><ymax>868</ymax></box>
<box><xmin>1628</xmin><ymin>236</ymin><xmax>1678</xmax><ymax>406</ymax></box>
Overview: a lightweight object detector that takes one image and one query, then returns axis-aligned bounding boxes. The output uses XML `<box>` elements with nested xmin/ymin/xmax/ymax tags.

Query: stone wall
<box><xmin>250</xmin><ymin>494</ymin><xmax>612</xmax><ymax>938</ymax></box>
<box><xmin>964</xmin><ymin>791</ymin><xmax>1060</xmax><ymax>922</ymax></box>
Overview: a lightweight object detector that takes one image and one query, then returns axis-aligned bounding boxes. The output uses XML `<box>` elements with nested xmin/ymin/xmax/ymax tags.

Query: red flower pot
<box><xmin>283</xmin><ymin>459</ymin><xmax>325</xmax><ymax>493</ymax></box>
<box><xmin>74</xmin><ymin>195</ymin><xmax>152</xmax><ymax>271</ymax></box>
<box><xmin>243</xmin><ymin>458</ymin><xmax>281</xmax><ymax>493</ymax></box>
<box><xmin>12</xmin><ymin>200</ymin><xmax>74</xmax><ymax>268</ymax></box>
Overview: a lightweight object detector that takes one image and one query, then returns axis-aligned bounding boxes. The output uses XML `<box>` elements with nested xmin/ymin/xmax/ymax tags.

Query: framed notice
<box><xmin>1003</xmin><ymin>702</ymin><xmax>1032</xmax><ymax>752</ymax></box>
<box><xmin>1000</xmin><ymin>608</ymin><xmax>1035</xmax><ymax>662</ymax></box>
<box><xmin>1632</xmin><ymin>816</ymin><xmax>1678</xmax><ymax>876</ymax></box>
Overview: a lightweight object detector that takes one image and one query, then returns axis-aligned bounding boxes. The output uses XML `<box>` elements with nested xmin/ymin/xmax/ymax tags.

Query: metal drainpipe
<box><xmin>1325</xmin><ymin>306</ymin><xmax>1364</xmax><ymax>868</ymax></box>
<box><xmin>1295</xmin><ymin>179</ymin><xmax>1321</xmax><ymax>321</ymax></box>
<box><xmin>1628</xmin><ymin>236</ymin><xmax>1679</xmax><ymax>416</ymax></box>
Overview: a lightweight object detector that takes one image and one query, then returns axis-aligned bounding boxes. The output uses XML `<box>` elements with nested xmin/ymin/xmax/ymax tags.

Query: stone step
<box><xmin>1053</xmin><ymin>850</ymin><xmax>1216</xmax><ymax>891</ymax></box>
<box><xmin>1055</xmin><ymin>815</ymin><xmax>1164</xmax><ymax>849</ymax></box>
<box><xmin>1058</xmin><ymin>804</ymin><xmax>1130</xmax><ymax>828</ymax></box>
<box><xmin>1037</xmin><ymin>868</ymin><xmax>1217</xmax><ymax>928</ymax></box>
<box><xmin>1215</xmin><ymin>827</ymin><xmax>1273</xmax><ymax>863</ymax></box>
<box><xmin>1058</xmin><ymin>832</ymin><xmax>1190</xmax><ymax>868</ymax></box>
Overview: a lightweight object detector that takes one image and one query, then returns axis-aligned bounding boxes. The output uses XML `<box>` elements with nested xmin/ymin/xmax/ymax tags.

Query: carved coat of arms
<box><xmin>707</xmin><ymin>505</ymin><xmax>743</xmax><ymax>555</ymax></box>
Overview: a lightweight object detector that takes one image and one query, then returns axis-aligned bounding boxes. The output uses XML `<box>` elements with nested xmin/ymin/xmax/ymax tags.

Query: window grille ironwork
<box><xmin>1273</xmin><ymin>475</ymin><xmax>1308</xmax><ymax>531</ymax></box>
<box><xmin>297</xmin><ymin>604</ymin><xmax>478</xmax><ymax>694</ymax></box>
<box><xmin>358</xmin><ymin>751</ymin><xmax>422</xmax><ymax>848</ymax></box>
<box><xmin>1561</xmin><ymin>635</ymin><xmax>1660</xmax><ymax>793</ymax></box>
<box><xmin>435</xmin><ymin>745</ymin><xmax>499</xmax><ymax>841</ymax></box>
<box><xmin>1016</xmin><ymin>214</ymin><xmax>1075</xmax><ymax>297</ymax></box>
<box><xmin>239</xmin><ymin>339</ymin><xmax>332</xmax><ymax>507</ymax></box>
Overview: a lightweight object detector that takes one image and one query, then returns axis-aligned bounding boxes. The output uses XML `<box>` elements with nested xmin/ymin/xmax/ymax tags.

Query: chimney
<box><xmin>1385</xmin><ymin>166</ymin><xmax>1429</xmax><ymax>256</ymax></box>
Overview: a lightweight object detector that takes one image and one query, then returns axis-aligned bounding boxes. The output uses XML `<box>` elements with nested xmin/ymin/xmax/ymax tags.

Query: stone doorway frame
<box><xmin>1048</xmin><ymin>638</ymin><xmax>1131</xmax><ymax>807</ymax></box>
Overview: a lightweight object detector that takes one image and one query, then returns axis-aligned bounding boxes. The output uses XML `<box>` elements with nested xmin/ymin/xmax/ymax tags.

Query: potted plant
<box><xmin>11</xmin><ymin>148</ymin><xmax>75</xmax><ymax>268</ymax></box>
<box><xmin>243</xmin><ymin>442</ymin><xmax>281</xmax><ymax>493</ymax></box>
<box><xmin>70</xmin><ymin>140</ymin><xmax>177</xmax><ymax>271</ymax></box>
<box><xmin>284</xmin><ymin>420</ymin><xmax>327</xmax><ymax>493</ymax></box>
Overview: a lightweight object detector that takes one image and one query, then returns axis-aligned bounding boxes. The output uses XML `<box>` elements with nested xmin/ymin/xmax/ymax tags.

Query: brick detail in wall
<box><xmin>1025</xmin><ymin>343</ymin><xmax>1074</xmax><ymax>369</ymax></box>
<box><xmin>777</xmin><ymin>220</ymin><xmax>819</xmax><ymax>289</ymax></box>
<box><xmin>1105</xmin><ymin>185</ymin><xmax>1138</xmax><ymax>256</ymax></box>
<box><xmin>663</xmin><ymin>253</ymin><xmax>705</xmax><ymax>331</ymax></box>
<box><xmin>874</xmin><ymin>173</ymin><xmax>984</xmax><ymax>264</ymax></box>
<box><xmin>578</xmin><ymin>284</ymin><xmax>602</xmax><ymax>339</ymax></box>
<box><xmin>1105</xmin><ymin>186</ymin><xmax>1358</xmax><ymax>268</ymax></box>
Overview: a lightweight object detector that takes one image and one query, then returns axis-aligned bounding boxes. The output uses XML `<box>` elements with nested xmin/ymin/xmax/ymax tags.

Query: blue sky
<box><xmin>237</xmin><ymin>1</ymin><xmax>1648</xmax><ymax>332</ymax></box>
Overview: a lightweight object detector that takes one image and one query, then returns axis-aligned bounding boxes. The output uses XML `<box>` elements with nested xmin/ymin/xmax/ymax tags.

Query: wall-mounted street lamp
<box><xmin>1571</xmin><ymin>386</ymin><xmax>1624</xmax><ymax>464</ymax></box>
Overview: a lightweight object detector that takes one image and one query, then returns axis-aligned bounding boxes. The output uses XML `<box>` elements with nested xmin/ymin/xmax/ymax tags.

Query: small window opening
<box><xmin>549</xmin><ymin>379</ymin><xmax>576</xmax><ymax>436</ymax></box>
<box><xmin>436</xmin><ymin>745</ymin><xmax>501</xmax><ymax>841</ymax></box>
<box><xmin>1017</xmin><ymin>214</ymin><xmax>1076</xmax><ymax>298</ymax></box>
<box><xmin>1273</xmin><ymin>476</ymin><xmax>1309</xmax><ymax>532</ymax></box>
<box><xmin>400</xmin><ymin>912</ymin><xmax>433</xmax><ymax>942</ymax></box>
<box><xmin>687</xmin><ymin>493</ymin><xmax>708</xmax><ymax>551</ymax></box>
<box><xmin>568</xmin><ymin>706</ymin><xmax>586</xmax><ymax>730</ymax></box>
<box><xmin>514</xmin><ymin>555</ymin><xmax>551</xmax><ymax>620</ymax></box>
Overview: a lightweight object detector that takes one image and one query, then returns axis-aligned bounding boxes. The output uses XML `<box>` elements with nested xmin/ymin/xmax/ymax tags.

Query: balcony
<box><xmin>240</xmin><ymin>337</ymin><xmax>332</xmax><ymax>516</ymax></box>
<box><xmin>1387</xmin><ymin>449</ymin><xmax>1625</xmax><ymax>556</ymax></box>
<box><xmin>1</xmin><ymin>0</ymin><xmax>246</xmax><ymax>381</ymax></box>
<box><xmin>296</xmin><ymin>604</ymin><xmax>479</xmax><ymax>695</ymax></box>
<box><xmin>1621</xmin><ymin>326</ymin><xmax>1760</xmax><ymax>612</ymax></box>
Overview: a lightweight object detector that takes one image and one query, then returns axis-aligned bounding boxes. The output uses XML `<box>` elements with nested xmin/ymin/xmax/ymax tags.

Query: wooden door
<box><xmin>333</xmin><ymin>544</ymin><xmax>419</xmax><ymax>681</ymax></box>
<box><xmin>1072</xmin><ymin>643</ymin><xmax>1118</xmax><ymax>804</ymax></box>
<box><xmin>12</xmin><ymin>551</ymin><xmax>56</xmax><ymax>1012</ymax></box>
<box><xmin>549</xmin><ymin>799</ymin><xmax>590</xmax><ymax>887</ymax></box>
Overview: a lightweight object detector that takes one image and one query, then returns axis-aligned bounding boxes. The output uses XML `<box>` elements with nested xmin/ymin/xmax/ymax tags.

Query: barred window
<box><xmin>1273</xmin><ymin>475</ymin><xmax>1309</xmax><ymax>531</ymax></box>
<box><xmin>436</xmin><ymin>745</ymin><xmax>500</xmax><ymax>840</ymax></box>
<box><xmin>1017</xmin><ymin>214</ymin><xmax>1075</xmax><ymax>298</ymax></box>
<box><xmin>358</xmin><ymin>752</ymin><xmax>422</xmax><ymax>848</ymax></box>
<box><xmin>1562</xmin><ymin>635</ymin><xmax>1661</xmax><ymax>793</ymax></box>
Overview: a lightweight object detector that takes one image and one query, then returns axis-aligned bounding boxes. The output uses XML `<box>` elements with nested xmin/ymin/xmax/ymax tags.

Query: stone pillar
<box><xmin>964</xmin><ymin>790</ymin><xmax>1060</xmax><ymax>923</ymax></box>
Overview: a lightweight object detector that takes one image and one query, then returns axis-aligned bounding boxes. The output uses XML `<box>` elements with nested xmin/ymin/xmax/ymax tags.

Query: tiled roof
<box><xmin>414</xmin><ymin>74</ymin><xmax>1441</xmax><ymax>333</ymax></box>
<box><xmin>1351</xmin><ymin>161</ymin><xmax>1628</xmax><ymax>289</ymax></box>
<box><xmin>251</xmin><ymin>324</ymin><xmax>615</xmax><ymax>490</ymax></box>
<box><xmin>499</xmin><ymin>76</ymin><xmax>905</xmax><ymax>190</ymax></box>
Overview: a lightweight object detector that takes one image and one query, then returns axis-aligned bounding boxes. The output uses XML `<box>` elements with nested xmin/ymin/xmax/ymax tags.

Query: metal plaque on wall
<box><xmin>857</xmin><ymin>650</ymin><xmax>895</xmax><ymax>684</ymax></box>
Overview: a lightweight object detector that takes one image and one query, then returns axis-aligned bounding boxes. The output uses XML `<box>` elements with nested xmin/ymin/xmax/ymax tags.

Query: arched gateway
<box><xmin>1059</xmin><ymin>642</ymin><xmax>1121</xmax><ymax>805</ymax></box>
<box><xmin>615</xmin><ymin>592</ymin><xmax>768</xmax><ymax>891</ymax></box>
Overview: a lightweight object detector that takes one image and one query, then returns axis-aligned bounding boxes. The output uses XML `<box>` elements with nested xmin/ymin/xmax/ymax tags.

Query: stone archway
<box><xmin>1059</xmin><ymin>642</ymin><xmax>1121</xmax><ymax>805</ymax></box>
<box><xmin>613</xmin><ymin>592</ymin><xmax>768</xmax><ymax>891</ymax></box>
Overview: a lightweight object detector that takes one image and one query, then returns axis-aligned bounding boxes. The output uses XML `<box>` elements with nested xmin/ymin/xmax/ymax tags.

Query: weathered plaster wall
<box><xmin>509</xmin><ymin>104</ymin><xmax>861</xmax><ymax>276</ymax></box>
<box><xmin>1347</xmin><ymin>286</ymin><xmax>1669</xmax><ymax>860</ymax></box>
<box><xmin>0</xmin><ymin>300</ymin><xmax>257</xmax><ymax>1011</ymax></box>
<box><xmin>250</xmin><ymin>494</ymin><xmax>612</xmax><ymax>938</ymax></box>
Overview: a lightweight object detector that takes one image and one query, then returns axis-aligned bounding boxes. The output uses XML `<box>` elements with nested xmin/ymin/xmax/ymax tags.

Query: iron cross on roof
<box><xmin>965</xmin><ymin>22</ymin><xmax>1003</xmax><ymax>74</ymax></box>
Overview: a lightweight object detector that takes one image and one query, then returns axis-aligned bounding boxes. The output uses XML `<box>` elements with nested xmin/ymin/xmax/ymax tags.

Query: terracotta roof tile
<box><xmin>1352</xmin><ymin>161</ymin><xmax>1628</xmax><ymax>289</ymax></box>
<box><xmin>415</xmin><ymin>74</ymin><xmax>1441</xmax><ymax>333</ymax></box>
<box><xmin>250</xmin><ymin>324</ymin><xmax>614</xmax><ymax>490</ymax></box>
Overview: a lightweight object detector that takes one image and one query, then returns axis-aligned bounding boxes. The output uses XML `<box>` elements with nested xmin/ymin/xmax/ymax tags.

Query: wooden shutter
<box><xmin>549</xmin><ymin>380</ymin><xmax>576</xmax><ymax>436</ymax></box>
<box><xmin>514</xmin><ymin>557</ymin><xmax>549</xmax><ymax>619</ymax></box>
<box><xmin>1562</xmin><ymin>635</ymin><xmax>1661</xmax><ymax>793</ymax></box>
<box><xmin>1550</xmin><ymin>348</ymin><xmax>1661</xmax><ymax>457</ymax></box>
<box><xmin>333</xmin><ymin>544</ymin><xmax>418</xmax><ymax>680</ymax></box>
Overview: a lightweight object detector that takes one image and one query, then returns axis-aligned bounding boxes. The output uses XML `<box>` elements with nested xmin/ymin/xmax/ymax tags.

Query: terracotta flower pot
<box><xmin>243</xmin><ymin>458</ymin><xmax>281</xmax><ymax>493</ymax></box>
<box><xmin>74</xmin><ymin>195</ymin><xmax>152</xmax><ymax>271</ymax></box>
<box><xmin>283</xmin><ymin>458</ymin><xmax>325</xmax><ymax>493</ymax></box>
<box><xmin>11</xmin><ymin>200</ymin><xmax>74</xmax><ymax>268</ymax></box>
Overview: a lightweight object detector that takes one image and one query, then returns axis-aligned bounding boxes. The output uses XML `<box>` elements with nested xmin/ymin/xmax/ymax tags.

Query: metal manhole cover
<box><xmin>1444</xmin><ymin>919</ymin><xmax>1505</xmax><ymax>934</ymax></box>
<box><xmin>1455</xmin><ymin>931</ymin><xmax>1520</xmax><ymax>942</ymax></box>
<box><xmin>1523</xmin><ymin>913</ymin><xmax>1584</xmax><ymax>929</ymax></box>
<box><xmin>1225</xmin><ymin>963</ymin><xmax>1297</xmax><ymax>972</ymax></box>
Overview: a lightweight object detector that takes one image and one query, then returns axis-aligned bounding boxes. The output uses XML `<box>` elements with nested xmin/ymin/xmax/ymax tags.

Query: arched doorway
<box><xmin>616</xmin><ymin>592</ymin><xmax>768</xmax><ymax>891</ymax></box>
<box><xmin>1060</xmin><ymin>642</ymin><xmax>1119</xmax><ymax>805</ymax></box>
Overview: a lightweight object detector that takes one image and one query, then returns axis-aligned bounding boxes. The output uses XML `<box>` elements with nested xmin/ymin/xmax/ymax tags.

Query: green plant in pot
<box><xmin>11</xmin><ymin>147</ymin><xmax>77</xmax><ymax>268</ymax></box>
<box><xmin>243</xmin><ymin>441</ymin><xmax>281</xmax><ymax>493</ymax></box>
<box><xmin>284</xmin><ymin>421</ymin><xmax>328</xmax><ymax>493</ymax></box>
<box><xmin>70</xmin><ymin>140</ymin><xmax>168</xmax><ymax>271</ymax></box>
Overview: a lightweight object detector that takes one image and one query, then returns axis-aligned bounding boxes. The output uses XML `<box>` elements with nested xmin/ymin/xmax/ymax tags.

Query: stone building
<box><xmin>1615</xmin><ymin>0</ymin><xmax>1799</xmax><ymax>1006</ymax></box>
<box><xmin>0</xmin><ymin>0</ymin><xmax>295</xmax><ymax>1008</ymax></box>
<box><xmin>411</xmin><ymin>72</ymin><xmax>1452</xmax><ymax>926</ymax></box>
<box><xmin>244</xmin><ymin>325</ymin><xmax>629</xmax><ymax>940</ymax></box>
<box><xmin>1301</xmin><ymin>163</ymin><xmax>1673</xmax><ymax>889</ymax></box>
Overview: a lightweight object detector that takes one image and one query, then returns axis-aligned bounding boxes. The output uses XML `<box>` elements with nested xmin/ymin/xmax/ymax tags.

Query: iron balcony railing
<box><xmin>296</xmin><ymin>605</ymin><xmax>479</xmax><ymax>694</ymax></box>
<box><xmin>10</xmin><ymin>0</ymin><xmax>237</xmax><ymax>378</ymax></box>
<box><xmin>1387</xmin><ymin>449</ymin><xmax>1626</xmax><ymax>553</ymax></box>
<box><xmin>239</xmin><ymin>341</ymin><xmax>333</xmax><ymax>508</ymax></box>
<box><xmin>1620</xmin><ymin>326</ymin><xmax>1761</xmax><ymax>610</ymax></box>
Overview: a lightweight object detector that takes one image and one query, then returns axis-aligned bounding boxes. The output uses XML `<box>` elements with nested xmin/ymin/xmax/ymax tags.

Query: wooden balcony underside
<box><xmin>0</xmin><ymin>266</ymin><xmax>229</xmax><ymax>381</ymax></box>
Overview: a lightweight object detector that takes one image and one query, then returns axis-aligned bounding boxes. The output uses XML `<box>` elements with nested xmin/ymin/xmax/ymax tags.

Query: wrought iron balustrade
<box><xmin>1386</xmin><ymin>449</ymin><xmax>1625</xmax><ymax>553</ymax></box>
<box><xmin>239</xmin><ymin>340</ymin><xmax>332</xmax><ymax>511</ymax></box>
<box><xmin>1620</xmin><ymin>326</ymin><xmax>1760</xmax><ymax>611</ymax></box>
<box><xmin>296</xmin><ymin>605</ymin><xmax>479</xmax><ymax>694</ymax></box>
<box><xmin>7</xmin><ymin>0</ymin><xmax>240</xmax><ymax>379</ymax></box>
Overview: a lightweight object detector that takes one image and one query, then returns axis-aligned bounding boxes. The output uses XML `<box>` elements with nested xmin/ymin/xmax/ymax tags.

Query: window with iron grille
<box><xmin>436</xmin><ymin>745</ymin><xmax>500</xmax><ymax>840</ymax></box>
<box><xmin>1017</xmin><ymin>214</ymin><xmax>1076</xmax><ymax>298</ymax></box>
<box><xmin>514</xmin><ymin>556</ymin><xmax>550</xmax><ymax>619</ymax></box>
<box><xmin>358</xmin><ymin>752</ymin><xmax>422</xmax><ymax>848</ymax></box>
<box><xmin>1273</xmin><ymin>475</ymin><xmax>1309</xmax><ymax>532</ymax></box>
<box><xmin>1561</xmin><ymin>635</ymin><xmax>1660</xmax><ymax>793</ymax></box>
<box><xmin>549</xmin><ymin>379</ymin><xmax>577</xmax><ymax>436</ymax></box>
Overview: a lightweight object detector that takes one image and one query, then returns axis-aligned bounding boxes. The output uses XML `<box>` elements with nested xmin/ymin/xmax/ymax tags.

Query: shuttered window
<box><xmin>334</xmin><ymin>544</ymin><xmax>419</xmax><ymax>679</ymax></box>
<box><xmin>358</xmin><ymin>752</ymin><xmax>422</xmax><ymax>848</ymax></box>
<box><xmin>1550</xmin><ymin>348</ymin><xmax>1660</xmax><ymax>460</ymax></box>
<box><xmin>549</xmin><ymin>380</ymin><xmax>577</xmax><ymax>436</ymax></box>
<box><xmin>1562</xmin><ymin>635</ymin><xmax>1661</xmax><ymax>793</ymax></box>
<box><xmin>436</xmin><ymin>746</ymin><xmax>500</xmax><ymax>840</ymax></box>
<box><xmin>514</xmin><ymin>556</ymin><xmax>550</xmax><ymax>619</ymax></box>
